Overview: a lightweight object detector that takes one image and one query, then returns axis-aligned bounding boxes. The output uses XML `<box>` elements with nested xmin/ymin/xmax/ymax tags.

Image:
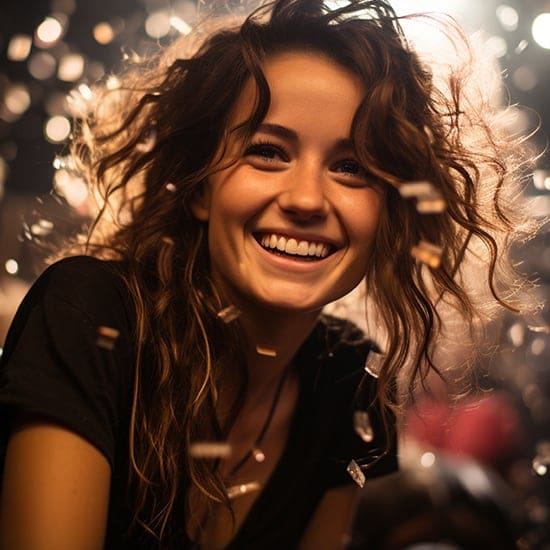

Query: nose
<box><xmin>277</xmin><ymin>165</ymin><xmax>330</xmax><ymax>220</ymax></box>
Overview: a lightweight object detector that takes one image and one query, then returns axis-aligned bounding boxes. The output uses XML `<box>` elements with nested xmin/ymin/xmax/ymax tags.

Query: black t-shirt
<box><xmin>0</xmin><ymin>256</ymin><xmax>398</xmax><ymax>548</ymax></box>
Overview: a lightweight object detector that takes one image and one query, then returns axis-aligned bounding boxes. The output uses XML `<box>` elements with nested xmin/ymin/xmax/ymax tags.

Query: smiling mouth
<box><xmin>254</xmin><ymin>232</ymin><xmax>335</xmax><ymax>261</ymax></box>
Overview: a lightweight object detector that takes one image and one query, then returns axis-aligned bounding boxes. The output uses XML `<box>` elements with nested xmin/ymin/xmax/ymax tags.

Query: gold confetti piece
<box><xmin>189</xmin><ymin>442</ymin><xmax>232</xmax><ymax>458</ymax></box>
<box><xmin>353</xmin><ymin>411</ymin><xmax>374</xmax><ymax>443</ymax></box>
<box><xmin>217</xmin><ymin>304</ymin><xmax>241</xmax><ymax>324</ymax></box>
<box><xmin>226</xmin><ymin>481</ymin><xmax>261</xmax><ymax>500</ymax></box>
<box><xmin>253</xmin><ymin>448</ymin><xmax>266</xmax><ymax>463</ymax></box>
<box><xmin>398</xmin><ymin>181</ymin><xmax>434</xmax><ymax>198</ymax></box>
<box><xmin>96</xmin><ymin>326</ymin><xmax>120</xmax><ymax>350</ymax></box>
<box><xmin>416</xmin><ymin>198</ymin><xmax>447</xmax><ymax>214</ymax></box>
<box><xmin>165</xmin><ymin>182</ymin><xmax>176</xmax><ymax>192</ymax></box>
<box><xmin>410</xmin><ymin>240</ymin><xmax>443</xmax><ymax>269</ymax></box>
<box><xmin>347</xmin><ymin>459</ymin><xmax>366</xmax><ymax>488</ymax></box>
<box><xmin>255</xmin><ymin>345</ymin><xmax>278</xmax><ymax>357</ymax></box>
<box><xmin>398</xmin><ymin>180</ymin><xmax>447</xmax><ymax>214</ymax></box>
<box><xmin>528</xmin><ymin>325</ymin><xmax>550</xmax><ymax>334</ymax></box>
<box><xmin>161</xmin><ymin>236</ymin><xmax>175</xmax><ymax>246</ymax></box>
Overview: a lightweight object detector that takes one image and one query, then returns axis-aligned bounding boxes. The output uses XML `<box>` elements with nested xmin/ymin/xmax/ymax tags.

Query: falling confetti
<box><xmin>398</xmin><ymin>181</ymin><xmax>446</xmax><ymax>214</ymax></box>
<box><xmin>189</xmin><ymin>441</ymin><xmax>232</xmax><ymax>458</ymax></box>
<box><xmin>410</xmin><ymin>240</ymin><xmax>443</xmax><ymax>269</ymax></box>
<box><xmin>226</xmin><ymin>481</ymin><xmax>261</xmax><ymax>500</ymax></box>
<box><xmin>96</xmin><ymin>325</ymin><xmax>120</xmax><ymax>350</ymax></box>
<box><xmin>165</xmin><ymin>182</ymin><xmax>177</xmax><ymax>192</ymax></box>
<box><xmin>217</xmin><ymin>304</ymin><xmax>241</xmax><ymax>324</ymax></box>
<box><xmin>353</xmin><ymin>410</ymin><xmax>374</xmax><ymax>443</ymax></box>
<box><xmin>347</xmin><ymin>459</ymin><xmax>366</xmax><ymax>488</ymax></box>
<box><xmin>255</xmin><ymin>344</ymin><xmax>278</xmax><ymax>357</ymax></box>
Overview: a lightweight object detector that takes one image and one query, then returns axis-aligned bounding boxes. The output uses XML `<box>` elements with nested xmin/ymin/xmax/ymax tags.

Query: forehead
<box><xmin>229</xmin><ymin>50</ymin><xmax>365</xmax><ymax>129</ymax></box>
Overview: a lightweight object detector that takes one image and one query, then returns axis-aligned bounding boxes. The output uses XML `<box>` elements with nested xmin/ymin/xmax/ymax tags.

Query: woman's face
<box><xmin>192</xmin><ymin>51</ymin><xmax>384</xmax><ymax>315</ymax></box>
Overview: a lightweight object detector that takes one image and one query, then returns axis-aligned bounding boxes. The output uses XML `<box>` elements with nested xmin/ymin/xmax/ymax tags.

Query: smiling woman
<box><xmin>0</xmin><ymin>0</ymin><xmax>537</xmax><ymax>548</ymax></box>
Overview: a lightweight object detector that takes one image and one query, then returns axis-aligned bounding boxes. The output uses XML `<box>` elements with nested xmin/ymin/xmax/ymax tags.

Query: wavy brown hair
<box><xmin>63</xmin><ymin>0</ymin><xmax>537</xmax><ymax>543</ymax></box>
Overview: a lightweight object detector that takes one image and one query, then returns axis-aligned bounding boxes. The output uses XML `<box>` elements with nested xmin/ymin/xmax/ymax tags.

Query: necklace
<box><xmin>225</xmin><ymin>364</ymin><xmax>292</xmax><ymax>483</ymax></box>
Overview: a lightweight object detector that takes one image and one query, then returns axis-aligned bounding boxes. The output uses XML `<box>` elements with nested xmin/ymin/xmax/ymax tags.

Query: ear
<box><xmin>190</xmin><ymin>184</ymin><xmax>211</xmax><ymax>222</ymax></box>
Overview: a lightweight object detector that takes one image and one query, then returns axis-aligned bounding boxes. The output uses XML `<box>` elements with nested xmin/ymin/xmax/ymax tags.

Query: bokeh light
<box><xmin>44</xmin><ymin>115</ymin><xmax>71</xmax><ymax>143</ymax></box>
<box><xmin>532</xmin><ymin>13</ymin><xmax>550</xmax><ymax>49</ymax></box>
<box><xmin>35</xmin><ymin>16</ymin><xmax>64</xmax><ymax>48</ymax></box>
<box><xmin>7</xmin><ymin>35</ymin><xmax>33</xmax><ymax>62</ymax></box>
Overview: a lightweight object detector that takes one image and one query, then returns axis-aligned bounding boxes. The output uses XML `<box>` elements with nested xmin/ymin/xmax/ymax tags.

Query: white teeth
<box><xmin>258</xmin><ymin>233</ymin><xmax>331</xmax><ymax>258</ymax></box>
<box><xmin>297</xmin><ymin>241</ymin><xmax>309</xmax><ymax>255</ymax></box>
<box><xmin>285</xmin><ymin>238</ymin><xmax>298</xmax><ymax>254</ymax></box>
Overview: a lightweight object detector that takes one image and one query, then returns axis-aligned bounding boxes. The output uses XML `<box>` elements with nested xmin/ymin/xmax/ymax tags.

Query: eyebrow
<box><xmin>256</xmin><ymin>123</ymin><xmax>355</xmax><ymax>152</ymax></box>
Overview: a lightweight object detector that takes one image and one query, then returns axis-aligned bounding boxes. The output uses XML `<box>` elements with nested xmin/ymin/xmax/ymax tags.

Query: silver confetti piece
<box><xmin>96</xmin><ymin>326</ymin><xmax>120</xmax><ymax>350</ymax></box>
<box><xmin>410</xmin><ymin>240</ymin><xmax>443</xmax><ymax>269</ymax></box>
<box><xmin>353</xmin><ymin>410</ymin><xmax>374</xmax><ymax>443</ymax></box>
<box><xmin>347</xmin><ymin>459</ymin><xmax>366</xmax><ymax>488</ymax></box>
<box><xmin>217</xmin><ymin>304</ymin><xmax>241</xmax><ymax>324</ymax></box>
<box><xmin>256</xmin><ymin>344</ymin><xmax>278</xmax><ymax>357</ymax></box>
<box><xmin>227</xmin><ymin>481</ymin><xmax>261</xmax><ymax>500</ymax></box>
<box><xmin>165</xmin><ymin>182</ymin><xmax>177</xmax><ymax>193</ymax></box>
<box><xmin>189</xmin><ymin>441</ymin><xmax>232</xmax><ymax>458</ymax></box>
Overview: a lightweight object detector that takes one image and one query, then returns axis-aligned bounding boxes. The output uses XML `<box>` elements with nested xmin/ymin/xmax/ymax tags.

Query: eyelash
<box><xmin>244</xmin><ymin>140</ymin><xmax>290</xmax><ymax>162</ymax></box>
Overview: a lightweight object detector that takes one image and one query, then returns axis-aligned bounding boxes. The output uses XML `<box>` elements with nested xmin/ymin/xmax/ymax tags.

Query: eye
<box><xmin>333</xmin><ymin>159</ymin><xmax>366</xmax><ymax>177</ymax></box>
<box><xmin>244</xmin><ymin>141</ymin><xmax>290</xmax><ymax>164</ymax></box>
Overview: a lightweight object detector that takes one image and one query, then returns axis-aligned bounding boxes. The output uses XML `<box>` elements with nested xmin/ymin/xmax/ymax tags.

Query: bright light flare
<box><xmin>54</xmin><ymin>169</ymin><xmax>88</xmax><ymax>207</ymax></box>
<box><xmin>93</xmin><ymin>22</ymin><xmax>115</xmax><ymax>45</ymax></box>
<box><xmin>5</xmin><ymin>259</ymin><xmax>19</xmax><ymax>275</ymax></box>
<box><xmin>532</xmin><ymin>13</ymin><xmax>550</xmax><ymax>50</ymax></box>
<box><xmin>35</xmin><ymin>16</ymin><xmax>64</xmax><ymax>48</ymax></box>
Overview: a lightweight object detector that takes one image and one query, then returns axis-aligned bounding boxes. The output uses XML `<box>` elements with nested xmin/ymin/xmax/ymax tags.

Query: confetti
<box><xmin>226</xmin><ymin>481</ymin><xmax>261</xmax><ymax>500</ymax></box>
<box><xmin>410</xmin><ymin>240</ymin><xmax>443</xmax><ymax>269</ymax></box>
<box><xmin>255</xmin><ymin>345</ymin><xmax>278</xmax><ymax>357</ymax></box>
<box><xmin>161</xmin><ymin>236</ymin><xmax>175</xmax><ymax>246</ymax></box>
<box><xmin>346</xmin><ymin>459</ymin><xmax>366</xmax><ymax>488</ymax></box>
<box><xmin>364</xmin><ymin>351</ymin><xmax>383</xmax><ymax>378</ymax></box>
<box><xmin>165</xmin><ymin>182</ymin><xmax>177</xmax><ymax>192</ymax></box>
<box><xmin>398</xmin><ymin>180</ymin><xmax>447</xmax><ymax>214</ymax></box>
<box><xmin>217</xmin><ymin>304</ymin><xmax>241</xmax><ymax>324</ymax></box>
<box><xmin>96</xmin><ymin>325</ymin><xmax>120</xmax><ymax>350</ymax></box>
<box><xmin>353</xmin><ymin>410</ymin><xmax>374</xmax><ymax>443</ymax></box>
<box><xmin>253</xmin><ymin>448</ymin><xmax>266</xmax><ymax>463</ymax></box>
<box><xmin>189</xmin><ymin>441</ymin><xmax>232</xmax><ymax>458</ymax></box>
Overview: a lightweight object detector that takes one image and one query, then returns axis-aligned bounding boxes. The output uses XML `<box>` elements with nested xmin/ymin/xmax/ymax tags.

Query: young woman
<box><xmin>0</xmin><ymin>0</ymin><xmax>535</xmax><ymax>548</ymax></box>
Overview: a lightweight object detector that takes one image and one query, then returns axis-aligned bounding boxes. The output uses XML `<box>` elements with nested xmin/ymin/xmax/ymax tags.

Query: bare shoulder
<box><xmin>0</xmin><ymin>414</ymin><xmax>111</xmax><ymax>550</ymax></box>
<box><xmin>299</xmin><ymin>484</ymin><xmax>361</xmax><ymax>550</ymax></box>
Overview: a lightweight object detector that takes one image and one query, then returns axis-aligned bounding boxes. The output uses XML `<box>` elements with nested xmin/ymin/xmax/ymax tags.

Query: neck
<box><xmin>237</xmin><ymin>303</ymin><xmax>321</xmax><ymax>390</ymax></box>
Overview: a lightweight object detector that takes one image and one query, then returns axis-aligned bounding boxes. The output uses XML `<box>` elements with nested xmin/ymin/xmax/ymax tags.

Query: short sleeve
<box><xmin>0</xmin><ymin>256</ymin><xmax>135</xmax><ymax>468</ymax></box>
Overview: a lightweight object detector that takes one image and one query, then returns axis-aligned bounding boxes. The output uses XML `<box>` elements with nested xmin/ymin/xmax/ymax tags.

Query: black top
<box><xmin>0</xmin><ymin>256</ymin><xmax>398</xmax><ymax>549</ymax></box>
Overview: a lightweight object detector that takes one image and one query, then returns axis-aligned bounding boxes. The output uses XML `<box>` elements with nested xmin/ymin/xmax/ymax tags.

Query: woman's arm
<box><xmin>0</xmin><ymin>415</ymin><xmax>111</xmax><ymax>550</ymax></box>
<box><xmin>299</xmin><ymin>484</ymin><xmax>361</xmax><ymax>550</ymax></box>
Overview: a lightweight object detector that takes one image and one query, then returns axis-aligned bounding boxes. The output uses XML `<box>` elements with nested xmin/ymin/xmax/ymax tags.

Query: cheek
<box><xmin>346</xmin><ymin>192</ymin><xmax>384</xmax><ymax>247</ymax></box>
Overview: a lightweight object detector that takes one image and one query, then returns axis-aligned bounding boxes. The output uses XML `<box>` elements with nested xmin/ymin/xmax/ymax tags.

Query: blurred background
<box><xmin>0</xmin><ymin>0</ymin><xmax>549</xmax><ymax>548</ymax></box>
